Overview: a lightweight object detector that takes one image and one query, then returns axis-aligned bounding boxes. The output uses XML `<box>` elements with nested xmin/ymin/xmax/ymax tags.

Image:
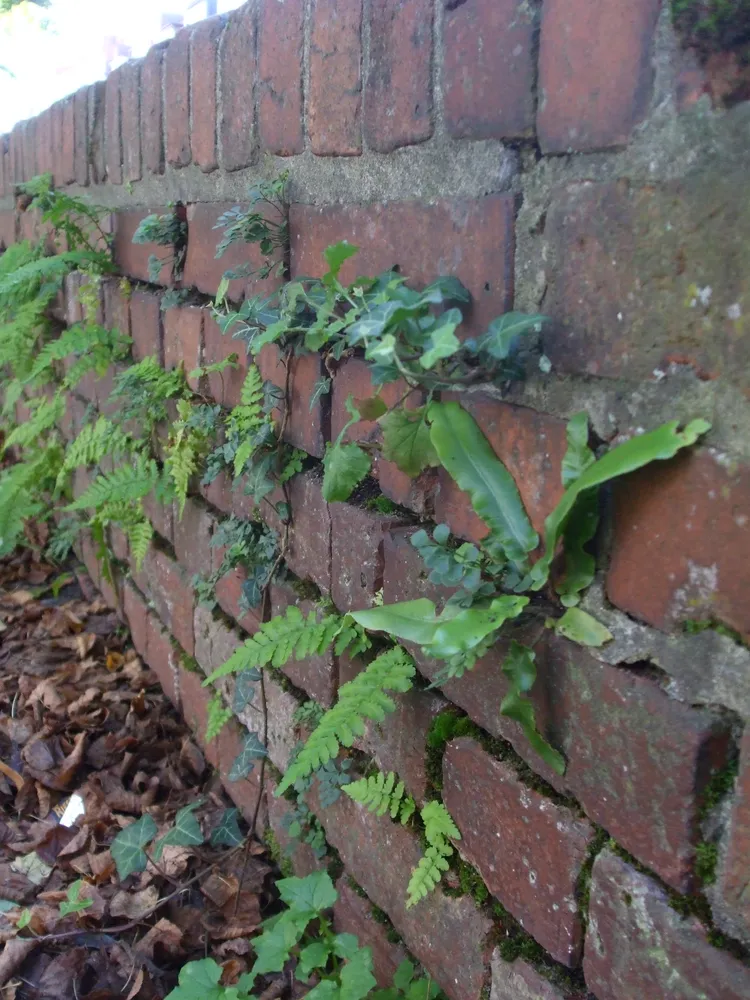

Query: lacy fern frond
<box><xmin>31</xmin><ymin>323</ymin><xmax>129</xmax><ymax>385</ymax></box>
<box><xmin>421</xmin><ymin>800</ymin><xmax>461</xmax><ymax>847</ymax></box>
<box><xmin>406</xmin><ymin>800</ymin><xmax>460</xmax><ymax>908</ymax></box>
<box><xmin>66</xmin><ymin>458</ymin><xmax>159</xmax><ymax>512</ymax></box>
<box><xmin>57</xmin><ymin>416</ymin><xmax>137</xmax><ymax>489</ymax></box>
<box><xmin>343</xmin><ymin>770</ymin><xmax>415</xmax><ymax>822</ymax></box>
<box><xmin>276</xmin><ymin>647</ymin><xmax>416</xmax><ymax>794</ymax></box>
<box><xmin>111</xmin><ymin>356</ymin><xmax>188</xmax><ymax>426</ymax></box>
<box><xmin>226</xmin><ymin>365</ymin><xmax>267</xmax><ymax>476</ymax></box>
<box><xmin>0</xmin><ymin>297</ymin><xmax>53</xmax><ymax>380</ymax></box>
<box><xmin>126</xmin><ymin>517</ymin><xmax>153</xmax><ymax>570</ymax></box>
<box><xmin>205</xmin><ymin>693</ymin><xmax>233</xmax><ymax>743</ymax></box>
<box><xmin>0</xmin><ymin>250</ymin><xmax>101</xmax><ymax>309</ymax></box>
<box><xmin>165</xmin><ymin>399</ymin><xmax>209</xmax><ymax>516</ymax></box>
<box><xmin>205</xmin><ymin>606</ymin><xmax>349</xmax><ymax>683</ymax></box>
<box><xmin>3</xmin><ymin>394</ymin><xmax>64</xmax><ymax>452</ymax></box>
<box><xmin>46</xmin><ymin>515</ymin><xmax>83</xmax><ymax>564</ymax></box>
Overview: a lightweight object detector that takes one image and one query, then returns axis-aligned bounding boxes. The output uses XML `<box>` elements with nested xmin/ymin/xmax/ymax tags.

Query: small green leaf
<box><xmin>111</xmin><ymin>814</ymin><xmax>158</xmax><ymax>880</ymax></box>
<box><xmin>355</xmin><ymin>395</ymin><xmax>387</xmax><ymax>421</ymax></box>
<box><xmin>500</xmin><ymin>641</ymin><xmax>565</xmax><ymax>776</ymax></box>
<box><xmin>339</xmin><ymin>948</ymin><xmax>377</xmax><ymax>1000</ymax></box>
<box><xmin>419</xmin><ymin>309</ymin><xmax>462</xmax><ymax>369</ymax></box>
<box><xmin>165</xmin><ymin>957</ymin><xmax>230</xmax><ymax>1000</ymax></box>
<box><xmin>210</xmin><ymin>808</ymin><xmax>245</xmax><ymax>848</ymax></box>
<box><xmin>426</xmin><ymin>596</ymin><xmax>528</xmax><ymax>660</ymax></box>
<box><xmin>324</xmin><ymin>241</ymin><xmax>359</xmax><ymax>281</ymax></box>
<box><xmin>232</xmin><ymin>669</ymin><xmax>261</xmax><ymax>713</ymax></box>
<box><xmin>228</xmin><ymin>731</ymin><xmax>268</xmax><ymax>782</ymax></box>
<box><xmin>59</xmin><ymin>879</ymin><xmax>94</xmax><ymax>917</ymax></box>
<box><xmin>393</xmin><ymin>959</ymin><xmax>415</xmax><ymax>991</ymax></box>
<box><xmin>350</xmin><ymin>598</ymin><xmax>440</xmax><ymax>645</ymax></box>
<box><xmin>153</xmin><ymin>801</ymin><xmax>205</xmax><ymax>861</ymax></box>
<box><xmin>310</xmin><ymin>376</ymin><xmax>332</xmax><ymax>412</ymax></box>
<box><xmin>555</xmin><ymin>492</ymin><xmax>599</xmax><ymax>607</ymax></box>
<box><xmin>333</xmin><ymin>933</ymin><xmax>362</xmax><ymax>960</ymax></box>
<box><xmin>277</xmin><ymin>870</ymin><xmax>338</xmax><ymax>913</ymax></box>
<box><xmin>17</xmin><ymin>908</ymin><xmax>31</xmax><ymax>929</ymax></box>
<box><xmin>554</xmin><ymin>607</ymin><xmax>613</xmax><ymax>647</ymax></box>
<box><xmin>561</xmin><ymin>411</ymin><xmax>595</xmax><ymax>487</ymax></box>
<box><xmin>298</xmin><ymin>940</ymin><xmax>332</xmax><ymax>979</ymax></box>
<box><xmin>379</xmin><ymin>407</ymin><xmax>439</xmax><ymax>478</ymax></box>
<box><xmin>475</xmin><ymin>312</ymin><xmax>546</xmax><ymax>361</ymax></box>
<box><xmin>322</xmin><ymin>441</ymin><xmax>371</xmax><ymax>502</ymax></box>
<box><xmin>250</xmin><ymin>910</ymin><xmax>312</xmax><ymax>979</ymax></box>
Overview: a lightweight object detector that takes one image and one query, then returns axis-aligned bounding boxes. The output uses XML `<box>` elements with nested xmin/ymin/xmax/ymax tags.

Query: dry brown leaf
<box><xmin>56</xmin><ymin>825</ymin><xmax>89</xmax><ymax>859</ymax></box>
<box><xmin>134</xmin><ymin>918</ymin><xmax>183</xmax><ymax>960</ymax></box>
<box><xmin>88</xmin><ymin>850</ymin><xmax>115</xmax><ymax>884</ymax></box>
<box><xmin>27</xmin><ymin>679</ymin><xmax>65</xmax><ymax>711</ymax></box>
<box><xmin>125</xmin><ymin>967</ymin><xmax>145</xmax><ymax>1000</ymax></box>
<box><xmin>110</xmin><ymin>885</ymin><xmax>159</xmax><ymax>920</ymax></box>
<box><xmin>67</xmin><ymin>687</ymin><xmax>99</xmax><ymax>716</ymax></box>
<box><xmin>57</xmin><ymin>732</ymin><xmax>87</xmax><ymax>788</ymax></box>
<box><xmin>34</xmin><ymin>783</ymin><xmax>52</xmax><ymax>819</ymax></box>
<box><xmin>8</xmin><ymin>590</ymin><xmax>34</xmax><ymax>607</ymax></box>
<box><xmin>106</xmin><ymin>651</ymin><xmax>124</xmax><ymax>672</ymax></box>
<box><xmin>0</xmin><ymin>760</ymin><xmax>23</xmax><ymax>792</ymax></box>
<box><xmin>148</xmin><ymin>845</ymin><xmax>192</xmax><ymax>879</ymax></box>
<box><xmin>74</xmin><ymin>633</ymin><xmax>97</xmax><ymax>658</ymax></box>
<box><xmin>201</xmin><ymin>872</ymin><xmax>239</xmax><ymax>908</ymax></box>
<box><xmin>215</xmin><ymin>938</ymin><xmax>252</xmax><ymax>957</ymax></box>
<box><xmin>0</xmin><ymin>938</ymin><xmax>36</xmax><ymax>988</ymax></box>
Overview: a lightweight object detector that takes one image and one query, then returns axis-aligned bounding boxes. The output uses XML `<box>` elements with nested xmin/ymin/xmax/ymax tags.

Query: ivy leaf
<box><xmin>232</xmin><ymin>669</ymin><xmax>261</xmax><ymax>713</ymax></box>
<box><xmin>354</xmin><ymin>395</ymin><xmax>387</xmax><ymax>421</ymax></box>
<box><xmin>210</xmin><ymin>807</ymin><xmax>245</xmax><ymax>847</ymax></box>
<box><xmin>228</xmin><ymin>731</ymin><xmax>268</xmax><ymax>782</ymax></box>
<box><xmin>324</xmin><ymin>241</ymin><xmax>359</xmax><ymax>282</ymax></box>
<box><xmin>527</xmin><ymin>418</ymin><xmax>711</xmax><ymax>592</ymax></box>
<box><xmin>561</xmin><ymin>411</ymin><xmax>595</xmax><ymax>487</ymax></box>
<box><xmin>322</xmin><ymin>441</ymin><xmax>371</xmax><ymax>502</ymax></box>
<box><xmin>427</xmin><ymin>401</ymin><xmax>538</xmax><ymax>569</ymax></box>
<box><xmin>419</xmin><ymin>309</ymin><xmax>462</xmax><ymax>369</ymax></box>
<box><xmin>380</xmin><ymin>406</ymin><xmax>439</xmax><ymax>478</ymax></box>
<box><xmin>277</xmin><ymin>870</ymin><xmax>338</xmax><ymax>912</ymax></box>
<box><xmin>310</xmin><ymin>376</ymin><xmax>332</xmax><ymax>412</ymax></box>
<box><xmin>153</xmin><ymin>801</ymin><xmax>205</xmax><ymax>861</ymax></box>
<box><xmin>553</xmin><ymin>608</ymin><xmax>613</xmax><ymax>647</ymax></box>
<box><xmin>0</xmin><ymin>901</ymin><xmax>17</xmax><ymax>913</ymax></box>
<box><xmin>111</xmin><ymin>814</ymin><xmax>158</xmax><ymax>880</ymax></box>
<box><xmin>59</xmin><ymin>879</ymin><xmax>94</xmax><ymax>917</ymax></box>
<box><xmin>473</xmin><ymin>312</ymin><xmax>546</xmax><ymax>362</ymax></box>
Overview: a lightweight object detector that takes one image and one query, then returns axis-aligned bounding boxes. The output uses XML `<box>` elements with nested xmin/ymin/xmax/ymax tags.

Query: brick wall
<box><xmin>3</xmin><ymin>2</ymin><xmax>750</xmax><ymax>997</ymax></box>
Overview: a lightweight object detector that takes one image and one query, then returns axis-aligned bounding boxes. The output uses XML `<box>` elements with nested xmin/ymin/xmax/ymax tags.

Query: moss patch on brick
<box><xmin>694</xmin><ymin>841</ymin><xmax>719</xmax><ymax>885</ymax></box>
<box><xmin>672</xmin><ymin>0</ymin><xmax>750</xmax><ymax>56</ymax></box>
<box><xmin>574</xmin><ymin>827</ymin><xmax>608</xmax><ymax>925</ymax></box>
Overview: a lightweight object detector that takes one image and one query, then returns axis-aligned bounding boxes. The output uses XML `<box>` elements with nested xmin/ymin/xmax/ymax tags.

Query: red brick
<box><xmin>190</xmin><ymin>15</ymin><xmax>223</xmax><ymax>172</ymax></box>
<box><xmin>433</xmin><ymin>397</ymin><xmax>568</xmax><ymax>546</ymax></box>
<box><xmin>129</xmin><ymin>289</ymin><xmax>163</xmax><ymax>363</ymax></box>
<box><xmin>147</xmin><ymin>548</ymin><xmax>195</xmax><ymax>656</ymax></box>
<box><xmin>234</xmin><ymin>671</ymin><xmax>299</xmax><ymax>774</ymax></box>
<box><xmin>145</xmin><ymin>611</ymin><xmax>180</xmax><ymax>707</ymax></box>
<box><xmin>310</xmin><ymin>782</ymin><xmax>493</xmax><ymax>1000</ymax></box>
<box><xmin>183</xmin><ymin>201</ymin><xmax>284</xmax><ymax>301</ymax></box>
<box><xmin>104</xmin><ymin>65</ymin><xmax>123</xmax><ymax>184</ymax></box>
<box><xmin>290</xmin><ymin>196</ymin><xmax>515</xmax><ymax>335</ymax></box>
<box><xmin>0</xmin><ymin>210</ymin><xmax>16</xmax><ymax>251</ymax></box>
<box><xmin>256</xmin><ymin>345</ymin><xmax>325</xmax><ymax>458</ymax></box>
<box><xmin>123</xmin><ymin>580</ymin><xmax>149</xmax><ymax>660</ymax></box>
<box><xmin>141</xmin><ymin>43</ymin><xmax>165</xmax><ymax>175</ymax></box>
<box><xmin>8</xmin><ymin>123</ymin><xmax>21</xmax><ymax>186</ymax></box>
<box><xmin>257</xmin><ymin>0</ymin><xmax>304</xmax><ymax>156</ymax></box>
<box><xmin>443</xmin><ymin>0</ymin><xmax>535</xmax><ymax>140</ymax></box>
<box><xmin>537</xmin><ymin>0</ymin><xmax>660</xmax><ymax>153</ymax></box>
<box><xmin>270</xmin><ymin>582</ymin><xmax>337</xmax><ymax>706</ymax></box>
<box><xmin>0</xmin><ymin>135</ymin><xmax>7</xmax><ymax>198</ymax></box>
<box><xmin>60</xmin><ymin>96</ymin><xmax>75</xmax><ymax>184</ymax></box>
<box><xmin>120</xmin><ymin>60</ymin><xmax>142</xmax><ymax>182</ymax></box>
<box><xmin>102</xmin><ymin>278</ymin><xmax>131</xmax><ymax>340</ymax></box>
<box><xmin>73</xmin><ymin>87</ymin><xmax>89</xmax><ymax>185</ymax></box>
<box><xmin>309</xmin><ymin>0</ymin><xmax>362</xmax><ymax>156</ymax></box>
<box><xmin>214</xmin><ymin>562</ymin><xmax>264</xmax><ymax>635</ymax></box>
<box><xmin>202</xmin><ymin>310</ymin><xmax>248</xmax><ymax>407</ymax></box>
<box><xmin>267</xmin><ymin>776</ymin><xmax>326</xmax><ymax>877</ymax></box>
<box><xmin>89</xmin><ymin>82</ymin><xmax>106</xmax><ymax>184</ymax></box>
<box><xmin>50</xmin><ymin>103</ymin><xmax>64</xmax><ymax>183</ymax></box>
<box><xmin>113</xmin><ymin>208</ymin><xmax>174</xmax><ymax>285</ymax></box>
<box><xmin>365</xmin><ymin>0</ymin><xmax>433</xmax><ymax>152</ymax></box>
<box><xmin>490</xmin><ymin>953</ymin><xmax>575</xmax><ymax>1000</ymax></box>
<box><xmin>331</xmin><ymin>357</ymin><xmax>435</xmax><ymax>514</ymax></box>
<box><xmin>264</xmin><ymin>470</ymin><xmax>331</xmax><ymax>594</ymax></box>
<box><xmin>608</xmin><ymin>448</ymin><xmax>750</xmax><ymax>641</ymax></box>
<box><xmin>165</xmin><ymin>28</ymin><xmax>191</xmax><ymax>168</ymax></box>
<box><xmin>109</xmin><ymin>526</ymin><xmax>129</xmax><ymax>563</ymax></box>
<box><xmin>173</xmin><ymin>496</ymin><xmax>217</xmax><ymax>580</ymax></box>
<box><xmin>163</xmin><ymin>305</ymin><xmax>203</xmax><ymax>390</ymax></box>
<box><xmin>584</xmin><ymin>849</ymin><xmax>750</xmax><ymax>1000</ymax></box>
<box><xmin>219</xmin><ymin>4</ymin><xmax>256</xmax><ymax>171</ymax></box>
<box><xmin>333</xmin><ymin>878</ymin><xmax>409</xmax><ymax>987</ymax></box>
<box><xmin>444</xmin><ymin>738</ymin><xmax>593</xmax><ymax>966</ymax></box>
<box><xmin>330</xmin><ymin>502</ymin><xmax>405</xmax><ymax>613</ymax></box>
<box><xmin>201</xmin><ymin>468</ymin><xmax>233</xmax><ymax>515</ymax></box>
<box><xmin>21</xmin><ymin>118</ymin><xmax>35</xmax><ymax>183</ymax></box>
<box><xmin>716</xmin><ymin>730</ymin><xmax>750</xmax><ymax>940</ymax></box>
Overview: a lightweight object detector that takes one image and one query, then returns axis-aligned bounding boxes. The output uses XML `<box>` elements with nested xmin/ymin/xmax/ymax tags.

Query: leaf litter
<box><xmin>0</xmin><ymin>548</ymin><xmax>277</xmax><ymax>1000</ymax></box>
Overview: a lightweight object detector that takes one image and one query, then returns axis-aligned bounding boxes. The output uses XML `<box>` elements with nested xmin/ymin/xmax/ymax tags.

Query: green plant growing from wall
<box><xmin>132</xmin><ymin>209</ymin><xmax>187</xmax><ymax>283</ymax></box>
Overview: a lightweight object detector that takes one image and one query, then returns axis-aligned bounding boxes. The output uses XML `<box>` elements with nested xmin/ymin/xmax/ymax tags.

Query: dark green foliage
<box><xmin>132</xmin><ymin>210</ymin><xmax>187</xmax><ymax>282</ymax></box>
<box><xmin>672</xmin><ymin>0</ymin><xmax>750</xmax><ymax>56</ymax></box>
<box><xmin>695</xmin><ymin>842</ymin><xmax>719</xmax><ymax>885</ymax></box>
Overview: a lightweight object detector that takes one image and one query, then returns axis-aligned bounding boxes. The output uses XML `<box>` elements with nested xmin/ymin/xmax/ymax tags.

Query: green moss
<box><xmin>424</xmin><ymin>710</ymin><xmax>478</xmax><ymax>793</ymax></box>
<box><xmin>672</xmin><ymin>0</ymin><xmax>750</xmax><ymax>56</ymax></box>
<box><xmin>458</xmin><ymin>859</ymin><xmax>490</xmax><ymax>905</ymax></box>
<box><xmin>370</xmin><ymin>902</ymin><xmax>403</xmax><ymax>944</ymax></box>
<box><xmin>683</xmin><ymin>617</ymin><xmax>748</xmax><ymax>649</ymax></box>
<box><xmin>695</xmin><ymin>842</ymin><xmax>719</xmax><ymax>885</ymax></box>
<box><xmin>622</xmin><ymin>892</ymin><xmax>633</xmax><ymax>907</ymax></box>
<box><xmin>346</xmin><ymin>876</ymin><xmax>368</xmax><ymax>899</ymax></box>
<box><xmin>263</xmin><ymin>827</ymin><xmax>294</xmax><ymax>878</ymax></box>
<box><xmin>700</xmin><ymin>756</ymin><xmax>740</xmax><ymax>818</ymax></box>
<box><xmin>364</xmin><ymin>495</ymin><xmax>399</xmax><ymax>515</ymax></box>
<box><xmin>575</xmin><ymin>827</ymin><xmax>608</xmax><ymax>923</ymax></box>
<box><xmin>290</xmin><ymin>577</ymin><xmax>321</xmax><ymax>602</ymax></box>
<box><xmin>178</xmin><ymin>651</ymin><xmax>202</xmax><ymax>674</ymax></box>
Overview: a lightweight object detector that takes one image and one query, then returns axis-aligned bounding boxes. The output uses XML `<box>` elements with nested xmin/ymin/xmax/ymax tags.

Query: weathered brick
<box><xmin>141</xmin><ymin>43</ymin><xmax>165</xmax><ymax>175</ymax></box>
<box><xmin>173</xmin><ymin>496</ymin><xmax>217</xmax><ymax>579</ymax></box>
<box><xmin>89</xmin><ymin>82</ymin><xmax>106</xmax><ymax>184</ymax></box>
<box><xmin>165</xmin><ymin>28</ymin><xmax>191</xmax><ymax>168</ymax></box>
<box><xmin>443</xmin><ymin>738</ymin><xmax>594</xmax><ymax>966</ymax></box>
<box><xmin>290</xmin><ymin>197</ymin><xmax>515</xmax><ymax>335</ymax></box>
<box><xmin>310</xmin><ymin>783</ymin><xmax>493</xmax><ymax>1000</ymax></box>
<box><xmin>490</xmin><ymin>952</ymin><xmax>575</xmax><ymax>1000</ymax></box>
<box><xmin>219</xmin><ymin>3</ymin><xmax>256</xmax><ymax>171</ymax></box>
<box><xmin>145</xmin><ymin>611</ymin><xmax>180</xmax><ymax>708</ymax></box>
<box><xmin>330</xmin><ymin>502</ymin><xmax>405</xmax><ymax>613</ymax></box>
<box><xmin>257</xmin><ymin>0</ymin><xmax>303</xmax><ymax>155</ymax></box>
<box><xmin>73</xmin><ymin>87</ymin><xmax>89</xmax><ymax>185</ymax></box>
<box><xmin>214</xmin><ymin>564</ymin><xmax>264</xmax><ymax>636</ymax></box>
<box><xmin>59</xmin><ymin>97</ymin><xmax>75</xmax><ymax>184</ymax></box>
<box><xmin>270</xmin><ymin>582</ymin><xmax>337</xmax><ymax>707</ymax></box>
<box><xmin>102</xmin><ymin>278</ymin><xmax>131</xmax><ymax>340</ymax></box>
<box><xmin>49</xmin><ymin>103</ymin><xmax>62</xmax><ymax>183</ymax></box>
<box><xmin>104</xmin><ymin>65</ymin><xmax>123</xmax><ymax>184</ymax></box>
<box><xmin>309</xmin><ymin>0</ymin><xmax>362</xmax><ymax>155</ymax></box>
<box><xmin>715</xmin><ymin>730</ymin><xmax>750</xmax><ymax>942</ymax></box>
<box><xmin>163</xmin><ymin>305</ymin><xmax>203</xmax><ymax>390</ymax></box>
<box><xmin>193</xmin><ymin>603</ymin><xmax>242</xmax><ymax>682</ymax></box>
<box><xmin>0</xmin><ymin>210</ymin><xmax>16</xmax><ymax>250</ymax></box>
<box><xmin>113</xmin><ymin>208</ymin><xmax>174</xmax><ymax>285</ymax></box>
<box><xmin>0</xmin><ymin>135</ymin><xmax>7</xmax><ymax>198</ymax></box>
<box><xmin>537</xmin><ymin>0</ymin><xmax>661</xmax><ymax>153</ymax></box>
<box><xmin>607</xmin><ymin>448</ymin><xmax>750</xmax><ymax>641</ymax></box>
<box><xmin>8</xmin><ymin>123</ymin><xmax>22</xmax><ymax>185</ymax></box>
<box><xmin>123</xmin><ymin>579</ymin><xmax>149</xmax><ymax>661</ymax></box>
<box><xmin>120</xmin><ymin>59</ymin><xmax>142</xmax><ymax>182</ymax></box>
<box><xmin>331</xmin><ymin>357</ymin><xmax>435</xmax><ymax>514</ymax></box>
<box><xmin>129</xmin><ymin>289</ymin><xmax>163</xmax><ymax>363</ymax></box>
<box><xmin>433</xmin><ymin>396</ymin><xmax>568</xmax><ymax>545</ymax></box>
<box><xmin>234</xmin><ymin>671</ymin><xmax>299</xmax><ymax>774</ymax></box>
<box><xmin>365</xmin><ymin>0</ymin><xmax>433</xmax><ymax>152</ymax></box>
<box><xmin>264</xmin><ymin>470</ymin><xmax>331</xmax><ymax>594</ymax></box>
<box><xmin>443</xmin><ymin>0</ymin><xmax>535</xmax><ymax>140</ymax></box>
<box><xmin>201</xmin><ymin>468</ymin><xmax>233</xmax><ymax>515</ymax></box>
<box><xmin>256</xmin><ymin>345</ymin><xmax>326</xmax><ymax>458</ymax></box>
<box><xmin>202</xmin><ymin>310</ymin><xmax>248</xmax><ymax>407</ymax></box>
<box><xmin>584</xmin><ymin>849</ymin><xmax>750</xmax><ymax>1000</ymax></box>
<box><xmin>267</xmin><ymin>776</ymin><xmax>326</xmax><ymax>877</ymax></box>
<box><xmin>147</xmin><ymin>548</ymin><xmax>195</xmax><ymax>656</ymax></box>
<box><xmin>190</xmin><ymin>15</ymin><xmax>223</xmax><ymax>172</ymax></box>
<box><xmin>333</xmin><ymin>878</ymin><xmax>409</xmax><ymax>987</ymax></box>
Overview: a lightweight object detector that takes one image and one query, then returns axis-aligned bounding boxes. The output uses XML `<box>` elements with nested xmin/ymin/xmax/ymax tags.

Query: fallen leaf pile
<box><xmin>0</xmin><ymin>549</ymin><xmax>277</xmax><ymax>1000</ymax></box>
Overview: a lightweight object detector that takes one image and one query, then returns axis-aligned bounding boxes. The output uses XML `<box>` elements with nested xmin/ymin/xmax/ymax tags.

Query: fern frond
<box><xmin>165</xmin><ymin>400</ymin><xmax>208</xmax><ymax>516</ymax></box>
<box><xmin>406</xmin><ymin>844</ymin><xmax>452</xmax><ymax>908</ymax></box>
<box><xmin>422</xmin><ymin>800</ymin><xmax>461</xmax><ymax>847</ymax></box>
<box><xmin>66</xmin><ymin>458</ymin><xmax>159</xmax><ymax>512</ymax></box>
<box><xmin>57</xmin><ymin>416</ymin><xmax>137</xmax><ymax>489</ymax></box>
<box><xmin>4</xmin><ymin>394</ymin><xmax>64</xmax><ymax>452</ymax></box>
<box><xmin>126</xmin><ymin>518</ymin><xmax>153</xmax><ymax>570</ymax></box>
<box><xmin>276</xmin><ymin>647</ymin><xmax>416</xmax><ymax>794</ymax></box>
<box><xmin>0</xmin><ymin>250</ymin><xmax>102</xmax><ymax>308</ymax></box>
<box><xmin>226</xmin><ymin>365</ymin><xmax>267</xmax><ymax>476</ymax></box>
<box><xmin>46</xmin><ymin>515</ymin><xmax>83</xmax><ymax>564</ymax></box>
<box><xmin>206</xmin><ymin>692</ymin><xmax>233</xmax><ymax>743</ymax></box>
<box><xmin>344</xmin><ymin>770</ymin><xmax>415</xmax><ymax>822</ymax></box>
<box><xmin>206</xmin><ymin>606</ymin><xmax>348</xmax><ymax>682</ymax></box>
